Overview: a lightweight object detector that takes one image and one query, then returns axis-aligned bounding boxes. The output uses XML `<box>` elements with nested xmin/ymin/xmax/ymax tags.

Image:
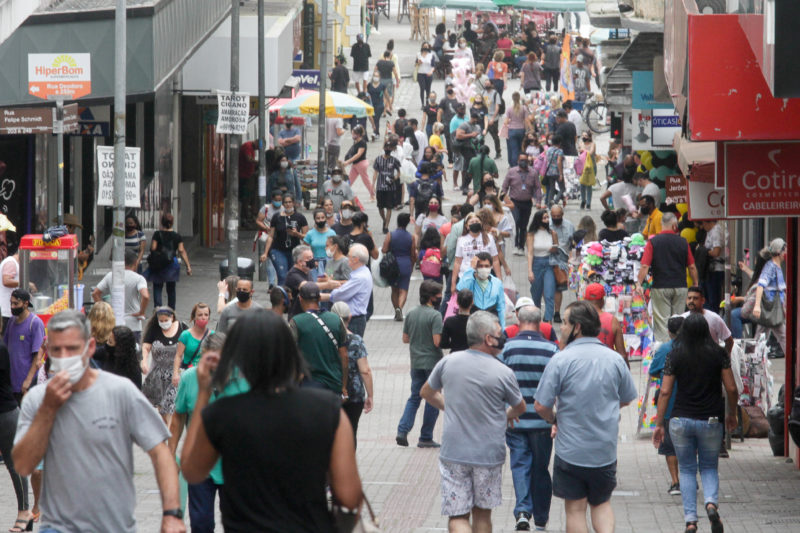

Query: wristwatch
<box><xmin>163</xmin><ymin>509</ymin><xmax>184</xmax><ymax>520</ymax></box>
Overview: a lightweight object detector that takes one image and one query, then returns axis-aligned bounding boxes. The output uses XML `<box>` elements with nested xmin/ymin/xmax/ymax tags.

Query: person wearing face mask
<box><xmin>638</xmin><ymin>194</ymin><xmax>663</xmax><ymax>238</ymax></box>
<box><xmin>304</xmin><ymin>208</ymin><xmax>337</xmax><ymax>277</ymax></box>
<box><xmin>124</xmin><ymin>214</ymin><xmax>146</xmax><ymax>274</ymax></box>
<box><xmin>12</xmin><ymin>309</ymin><xmax>185</xmax><ymax>533</ymax></box>
<box><xmin>422</xmin><ymin>93</ymin><xmax>440</xmax><ymax>137</ymax></box>
<box><xmin>415</xmin><ymin>196</ymin><xmax>448</xmax><ymax>239</ymax></box>
<box><xmin>92</xmin><ymin>250</ymin><xmax>150</xmax><ymax>344</ymax></box>
<box><xmin>456</xmin><ymin>252</ymin><xmax>506</xmax><ymax>328</ymax></box>
<box><xmin>416</xmin><ymin>42</ymin><xmax>436</xmax><ymax>106</ymax></box>
<box><xmin>216</xmin><ymin>279</ymin><xmax>262</xmax><ymax>335</ymax></box>
<box><xmin>366</xmin><ymin>72</ymin><xmax>386</xmax><ymax>140</ymax></box>
<box><xmin>4</xmin><ymin>290</ymin><xmax>45</xmax><ymax>405</ymax></box>
<box><xmin>254</xmin><ymin>191</ymin><xmax>283</xmax><ymax>286</ymax></box>
<box><xmin>171</xmin><ymin>303</ymin><xmax>213</xmax><ymax>393</ymax></box>
<box><xmin>322</xmin><ymin>244</ymin><xmax>374</xmax><ymax>337</ymax></box>
<box><xmin>332</xmin><ymin>201</ymin><xmax>357</xmax><ymax>236</ymax></box>
<box><xmin>285</xmin><ymin>245</ymin><xmax>343</xmax><ymax>320</ymax></box>
<box><xmin>343</xmin><ymin>126</ymin><xmax>374</xmax><ymax>201</ymax></box>
<box><xmin>267</xmin><ymin>155</ymin><xmax>301</xmax><ymax>201</ymax></box>
<box><xmin>420</xmin><ymin>311</ymin><xmax>526</xmax><ymax>531</ymax></box>
<box><xmin>534</xmin><ymin>302</ymin><xmax>637</xmax><ymax>533</ymax></box>
<box><xmin>142</xmin><ymin>306</ymin><xmax>187</xmax><ymax>391</ymax></box>
<box><xmin>372</xmin><ymin>141</ymin><xmax>402</xmax><ymax>233</ymax></box>
<box><xmin>325</xmin><ymin>235</ymin><xmax>352</xmax><ymax>281</ymax></box>
<box><xmin>451</xmin><ymin>213</ymin><xmax>501</xmax><ymax>293</ymax></box>
<box><xmin>409</xmin><ymin>166</ymin><xmax>444</xmax><ymax>220</ymax></box>
<box><xmin>453</xmin><ymin>37</ymin><xmax>475</xmax><ymax>71</ymax></box>
<box><xmin>260</xmin><ymin>194</ymin><xmax>309</xmax><ymax>286</ymax></box>
<box><xmin>503</xmin><ymin>153</ymin><xmax>541</xmax><ymax>255</ymax></box>
<box><xmin>437</xmin><ymin>85</ymin><xmax>460</xmax><ymax>167</ymax></box>
<box><xmin>548</xmin><ymin>205</ymin><xmax>574</xmax><ymax>323</ymax></box>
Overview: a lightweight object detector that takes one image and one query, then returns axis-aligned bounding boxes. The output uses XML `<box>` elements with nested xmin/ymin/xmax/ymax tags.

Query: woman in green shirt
<box><xmin>172</xmin><ymin>302</ymin><xmax>213</xmax><ymax>387</ymax></box>
<box><xmin>466</xmin><ymin>145</ymin><xmax>498</xmax><ymax>197</ymax></box>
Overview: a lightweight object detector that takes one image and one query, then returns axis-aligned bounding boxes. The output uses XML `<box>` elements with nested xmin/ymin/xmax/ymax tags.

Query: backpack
<box><xmin>415</xmin><ymin>180</ymin><xmax>436</xmax><ymax>212</ymax></box>
<box><xmin>533</xmin><ymin>150</ymin><xmax>547</xmax><ymax>177</ymax></box>
<box><xmin>420</xmin><ymin>248</ymin><xmax>442</xmax><ymax>278</ymax></box>
<box><xmin>147</xmin><ymin>231</ymin><xmax>172</xmax><ymax>272</ymax></box>
<box><xmin>496</xmin><ymin>92</ymin><xmax>506</xmax><ymax>115</ymax></box>
<box><xmin>379</xmin><ymin>250</ymin><xmax>400</xmax><ymax>282</ymax></box>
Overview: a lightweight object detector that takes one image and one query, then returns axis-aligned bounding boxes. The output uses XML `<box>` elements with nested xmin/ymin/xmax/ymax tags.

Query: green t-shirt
<box><xmin>174</xmin><ymin>367</ymin><xmax>250</xmax><ymax>484</ymax></box>
<box><xmin>467</xmin><ymin>155</ymin><xmax>498</xmax><ymax>192</ymax></box>
<box><xmin>178</xmin><ymin>329</ymin><xmax>214</xmax><ymax>367</ymax></box>
<box><xmin>290</xmin><ymin>311</ymin><xmax>347</xmax><ymax>393</ymax></box>
<box><xmin>403</xmin><ymin>305</ymin><xmax>444</xmax><ymax>370</ymax></box>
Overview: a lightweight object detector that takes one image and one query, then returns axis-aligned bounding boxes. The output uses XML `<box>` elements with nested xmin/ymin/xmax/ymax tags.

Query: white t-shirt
<box><xmin>455</xmin><ymin>234</ymin><xmax>498</xmax><ymax>277</ymax></box>
<box><xmin>414</xmin><ymin>131</ymin><xmax>429</xmax><ymax>164</ymax></box>
<box><xmin>417</xmin><ymin>52</ymin><xmax>435</xmax><ymax>75</ymax></box>
<box><xmin>415</xmin><ymin>213</ymin><xmax>448</xmax><ymax>234</ymax></box>
<box><xmin>681</xmin><ymin>310</ymin><xmax>731</xmax><ymax>345</ymax></box>
<box><xmin>0</xmin><ymin>255</ymin><xmax>18</xmax><ymax>318</ymax></box>
<box><xmin>96</xmin><ymin>270</ymin><xmax>148</xmax><ymax>331</ymax></box>
<box><xmin>568</xmin><ymin>108</ymin><xmax>584</xmax><ymax>132</ymax></box>
<box><xmin>704</xmin><ymin>223</ymin><xmax>727</xmax><ymax>272</ymax></box>
<box><xmin>640</xmin><ymin>182</ymin><xmax>661</xmax><ymax>203</ymax></box>
<box><xmin>326</xmin><ymin>118</ymin><xmax>344</xmax><ymax>147</ymax></box>
<box><xmin>608</xmin><ymin>181</ymin><xmax>639</xmax><ymax>212</ymax></box>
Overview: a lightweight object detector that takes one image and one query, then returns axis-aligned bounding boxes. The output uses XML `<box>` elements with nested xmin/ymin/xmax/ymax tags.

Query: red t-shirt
<box><xmin>238</xmin><ymin>141</ymin><xmax>257</xmax><ymax>179</ymax></box>
<box><xmin>496</xmin><ymin>38</ymin><xmax>513</xmax><ymax>59</ymax></box>
<box><xmin>489</xmin><ymin>61</ymin><xmax>509</xmax><ymax>80</ymax></box>
<box><xmin>505</xmin><ymin>323</ymin><xmax>558</xmax><ymax>345</ymax></box>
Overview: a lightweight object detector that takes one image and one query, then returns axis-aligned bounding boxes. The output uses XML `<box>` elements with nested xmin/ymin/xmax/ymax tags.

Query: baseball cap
<box><xmin>514</xmin><ymin>296</ymin><xmax>535</xmax><ymax>311</ymax></box>
<box><xmin>584</xmin><ymin>283</ymin><xmax>606</xmax><ymax>301</ymax></box>
<box><xmin>769</xmin><ymin>238</ymin><xmax>786</xmax><ymax>256</ymax></box>
<box><xmin>298</xmin><ymin>282</ymin><xmax>321</xmax><ymax>300</ymax></box>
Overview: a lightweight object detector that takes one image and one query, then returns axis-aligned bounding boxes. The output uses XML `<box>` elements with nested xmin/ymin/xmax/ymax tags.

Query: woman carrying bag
<box><xmin>750</xmin><ymin>238</ymin><xmax>787</xmax><ymax>355</ymax></box>
<box><xmin>148</xmin><ymin>213</ymin><xmax>192</xmax><ymax>310</ymax></box>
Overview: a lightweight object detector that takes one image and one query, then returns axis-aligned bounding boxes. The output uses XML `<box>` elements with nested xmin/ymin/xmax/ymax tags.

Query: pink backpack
<box><xmin>533</xmin><ymin>150</ymin><xmax>547</xmax><ymax>177</ymax></box>
<box><xmin>420</xmin><ymin>248</ymin><xmax>442</xmax><ymax>278</ymax></box>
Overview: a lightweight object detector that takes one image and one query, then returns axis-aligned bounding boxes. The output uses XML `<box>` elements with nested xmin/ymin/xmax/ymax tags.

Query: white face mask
<box><xmin>476</xmin><ymin>267</ymin><xmax>492</xmax><ymax>280</ymax></box>
<box><xmin>280</xmin><ymin>161</ymin><xmax>288</xmax><ymax>169</ymax></box>
<box><xmin>49</xmin><ymin>342</ymin><xmax>90</xmax><ymax>385</ymax></box>
<box><xmin>158</xmin><ymin>319</ymin><xmax>173</xmax><ymax>330</ymax></box>
<box><xmin>326</xmin><ymin>247</ymin><xmax>334</xmax><ymax>258</ymax></box>
<box><xmin>459</xmin><ymin>43</ymin><xmax>466</xmax><ymax>49</ymax></box>
<box><xmin>341</xmin><ymin>209</ymin><xmax>353</xmax><ymax>219</ymax></box>
<box><xmin>284</xmin><ymin>206</ymin><xmax>294</xmax><ymax>215</ymax></box>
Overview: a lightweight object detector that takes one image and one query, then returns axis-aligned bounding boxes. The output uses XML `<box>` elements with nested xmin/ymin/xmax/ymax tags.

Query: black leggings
<box><xmin>543</xmin><ymin>68</ymin><xmax>560</xmax><ymax>92</ymax></box>
<box><xmin>342</xmin><ymin>401</ymin><xmax>364</xmax><ymax>449</ymax></box>
<box><xmin>0</xmin><ymin>408</ymin><xmax>29</xmax><ymax>511</ymax></box>
<box><xmin>417</xmin><ymin>74</ymin><xmax>432</xmax><ymax>106</ymax></box>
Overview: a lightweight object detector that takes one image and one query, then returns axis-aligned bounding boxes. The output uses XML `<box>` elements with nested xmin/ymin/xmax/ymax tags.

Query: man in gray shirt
<box><xmin>12</xmin><ymin>310</ymin><xmax>183</xmax><ymax>533</ymax></box>
<box><xmin>534</xmin><ymin>301</ymin><xmax>637</xmax><ymax>533</ymax></box>
<box><xmin>217</xmin><ymin>278</ymin><xmax>262</xmax><ymax>334</ymax></box>
<box><xmin>422</xmin><ymin>311</ymin><xmax>525</xmax><ymax>533</ymax></box>
<box><xmin>549</xmin><ymin>205</ymin><xmax>575</xmax><ymax>323</ymax></box>
<box><xmin>92</xmin><ymin>249</ymin><xmax>149</xmax><ymax>342</ymax></box>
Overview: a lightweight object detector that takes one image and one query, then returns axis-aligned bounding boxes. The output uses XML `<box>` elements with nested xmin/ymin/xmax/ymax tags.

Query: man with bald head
<box><xmin>637</xmin><ymin>211</ymin><xmax>698</xmax><ymax>342</ymax></box>
<box><xmin>549</xmin><ymin>206</ymin><xmax>574</xmax><ymax>323</ymax></box>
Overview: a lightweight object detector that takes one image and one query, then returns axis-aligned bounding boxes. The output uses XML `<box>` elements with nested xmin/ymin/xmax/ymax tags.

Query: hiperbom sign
<box><xmin>28</xmin><ymin>53</ymin><xmax>92</xmax><ymax>100</ymax></box>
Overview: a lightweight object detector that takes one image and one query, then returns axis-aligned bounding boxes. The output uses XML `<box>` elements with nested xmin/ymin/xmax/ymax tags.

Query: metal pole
<box><xmin>316</xmin><ymin>0</ymin><xmax>328</xmax><ymax>204</ymax></box>
<box><xmin>227</xmin><ymin>0</ymin><xmax>241</xmax><ymax>276</ymax></box>
<box><xmin>257</xmin><ymin>0</ymin><xmax>267</xmax><ymax>281</ymax></box>
<box><xmin>56</xmin><ymin>100</ymin><xmax>64</xmax><ymax>225</ymax></box>
<box><xmin>111</xmin><ymin>0</ymin><xmax>127</xmax><ymax>325</ymax></box>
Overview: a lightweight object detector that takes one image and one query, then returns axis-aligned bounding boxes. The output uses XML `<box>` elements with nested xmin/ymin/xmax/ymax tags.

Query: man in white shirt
<box><xmin>564</xmin><ymin>100</ymin><xmax>585</xmax><ymax>133</ymax></box>
<box><xmin>410</xmin><ymin>118</ymin><xmax>429</xmax><ymax>164</ymax></box>
<box><xmin>0</xmin><ymin>240</ymin><xmax>20</xmax><ymax>333</ymax></box>
<box><xmin>681</xmin><ymin>286</ymin><xmax>733</xmax><ymax>356</ymax></box>
<box><xmin>92</xmin><ymin>250</ymin><xmax>149</xmax><ymax>342</ymax></box>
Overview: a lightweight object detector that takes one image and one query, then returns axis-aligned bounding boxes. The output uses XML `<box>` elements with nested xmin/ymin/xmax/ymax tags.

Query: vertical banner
<box><xmin>96</xmin><ymin>146</ymin><xmax>141</xmax><ymax>207</ymax></box>
<box><xmin>559</xmin><ymin>34</ymin><xmax>574</xmax><ymax>103</ymax></box>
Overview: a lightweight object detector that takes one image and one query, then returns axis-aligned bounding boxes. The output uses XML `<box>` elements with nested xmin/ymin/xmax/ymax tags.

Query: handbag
<box><xmin>753</xmin><ymin>292</ymin><xmax>784</xmax><ymax>328</ymax></box>
<box><xmin>181</xmin><ymin>328</ymin><xmax>209</xmax><ymax>369</ymax></box>
<box><xmin>332</xmin><ymin>495</ymin><xmax>380</xmax><ymax>533</ymax></box>
<box><xmin>552</xmin><ymin>265</ymin><xmax>568</xmax><ymax>285</ymax></box>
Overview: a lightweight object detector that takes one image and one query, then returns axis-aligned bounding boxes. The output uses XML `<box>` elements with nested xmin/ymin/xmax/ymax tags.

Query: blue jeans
<box><xmin>507</xmin><ymin>429</ymin><xmax>553</xmax><ymax>526</ymax></box>
<box><xmin>507</xmin><ymin>128</ymin><xmax>525</xmax><ymax>167</ymax></box>
<box><xmin>188</xmin><ymin>477</ymin><xmax>220</xmax><ymax>533</ymax></box>
<box><xmin>531</xmin><ymin>256</ymin><xmax>555</xmax><ymax>321</ymax></box>
<box><xmin>669</xmin><ymin>417</ymin><xmax>724</xmax><ymax>522</ymax></box>
<box><xmin>397</xmin><ymin>368</ymin><xmax>439</xmax><ymax>441</ymax></box>
<box><xmin>580</xmin><ymin>184</ymin><xmax>593</xmax><ymax>207</ymax></box>
<box><xmin>269</xmin><ymin>249</ymin><xmax>292</xmax><ymax>286</ymax></box>
<box><xmin>152</xmin><ymin>281</ymin><xmax>176</xmax><ymax>310</ymax></box>
<box><xmin>730</xmin><ymin>306</ymin><xmax>748</xmax><ymax>338</ymax></box>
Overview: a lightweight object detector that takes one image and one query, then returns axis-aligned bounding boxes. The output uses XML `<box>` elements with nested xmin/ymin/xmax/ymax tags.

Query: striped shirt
<box><xmin>499</xmin><ymin>330</ymin><xmax>558</xmax><ymax>430</ymax></box>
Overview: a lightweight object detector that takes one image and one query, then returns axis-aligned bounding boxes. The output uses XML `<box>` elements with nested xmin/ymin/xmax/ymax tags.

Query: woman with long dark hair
<box><xmin>180</xmin><ymin>310</ymin><xmax>362</xmax><ymax>532</ymax></box>
<box><xmin>124</xmin><ymin>214</ymin><xmax>146</xmax><ymax>273</ymax></box>
<box><xmin>107</xmin><ymin>326</ymin><xmax>142</xmax><ymax>389</ymax></box>
<box><xmin>653</xmin><ymin>313</ymin><xmax>738</xmax><ymax>533</ymax></box>
<box><xmin>526</xmin><ymin>209</ymin><xmax>559</xmax><ymax>321</ymax></box>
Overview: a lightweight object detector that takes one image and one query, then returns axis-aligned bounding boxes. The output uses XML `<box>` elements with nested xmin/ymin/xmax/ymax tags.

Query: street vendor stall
<box><xmin>19</xmin><ymin>234</ymin><xmax>82</xmax><ymax>326</ymax></box>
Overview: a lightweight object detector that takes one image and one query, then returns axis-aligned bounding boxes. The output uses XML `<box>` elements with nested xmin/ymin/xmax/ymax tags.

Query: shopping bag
<box><xmin>503</xmin><ymin>275</ymin><xmax>517</xmax><ymax>305</ymax></box>
<box><xmin>444</xmin><ymin>293</ymin><xmax>458</xmax><ymax>320</ymax></box>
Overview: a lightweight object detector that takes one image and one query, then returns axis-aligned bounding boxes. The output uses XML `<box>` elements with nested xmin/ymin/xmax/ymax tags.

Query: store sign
<box><xmin>632</xmin><ymin>71</ymin><xmax>674</xmax><ymax>110</ymax></box>
<box><xmin>651</xmin><ymin>108</ymin><xmax>681</xmax><ymax>147</ymax></box>
<box><xmin>290</xmin><ymin>69</ymin><xmax>321</xmax><ymax>90</ymax></box>
<box><xmin>28</xmin><ymin>53</ymin><xmax>91</xmax><ymax>100</ymax></box>
<box><xmin>631</xmin><ymin>109</ymin><xmax>653</xmax><ymax>150</ymax></box>
<box><xmin>665</xmin><ymin>174</ymin><xmax>688</xmax><ymax>204</ymax></box>
<box><xmin>96</xmin><ymin>146</ymin><xmax>141</xmax><ymax>207</ymax></box>
<box><xmin>688</xmin><ymin>173</ymin><xmax>725</xmax><ymax>220</ymax></box>
<box><xmin>216</xmin><ymin>90</ymin><xmax>250</xmax><ymax>135</ymax></box>
<box><xmin>724</xmin><ymin>141</ymin><xmax>800</xmax><ymax>219</ymax></box>
<box><xmin>0</xmin><ymin>104</ymin><xmax>78</xmax><ymax>134</ymax></box>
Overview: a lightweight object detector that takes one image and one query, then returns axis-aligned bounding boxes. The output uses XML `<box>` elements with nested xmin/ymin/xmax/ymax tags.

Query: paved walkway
<box><xmin>1</xmin><ymin>15</ymin><xmax>798</xmax><ymax>533</ymax></box>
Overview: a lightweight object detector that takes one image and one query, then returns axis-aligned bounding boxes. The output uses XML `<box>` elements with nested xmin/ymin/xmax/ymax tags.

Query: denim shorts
<box><xmin>552</xmin><ymin>455</ymin><xmax>617</xmax><ymax>506</ymax></box>
<box><xmin>658</xmin><ymin>418</ymin><xmax>676</xmax><ymax>457</ymax></box>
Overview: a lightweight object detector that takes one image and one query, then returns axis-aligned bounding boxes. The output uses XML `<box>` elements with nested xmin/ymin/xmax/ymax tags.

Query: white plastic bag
<box><xmin>371</xmin><ymin>251</ymin><xmax>389</xmax><ymax>288</ymax></box>
<box><xmin>503</xmin><ymin>275</ymin><xmax>518</xmax><ymax>305</ymax></box>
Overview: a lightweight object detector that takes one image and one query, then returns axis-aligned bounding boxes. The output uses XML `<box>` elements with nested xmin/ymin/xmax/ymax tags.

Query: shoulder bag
<box><xmin>307</xmin><ymin>311</ymin><xmax>339</xmax><ymax>350</ymax></box>
<box><xmin>181</xmin><ymin>329</ymin><xmax>209</xmax><ymax>369</ymax></box>
<box><xmin>147</xmin><ymin>231</ymin><xmax>170</xmax><ymax>272</ymax></box>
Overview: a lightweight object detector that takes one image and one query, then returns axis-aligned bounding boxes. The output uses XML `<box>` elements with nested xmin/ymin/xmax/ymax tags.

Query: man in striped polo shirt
<box><xmin>500</xmin><ymin>304</ymin><xmax>559</xmax><ymax>531</ymax></box>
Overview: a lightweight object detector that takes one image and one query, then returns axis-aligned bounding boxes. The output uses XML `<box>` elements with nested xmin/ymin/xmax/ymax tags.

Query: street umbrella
<box><xmin>278</xmin><ymin>91</ymin><xmax>374</xmax><ymax>119</ymax></box>
<box><xmin>492</xmin><ymin>0</ymin><xmax>519</xmax><ymax>7</ymax></box>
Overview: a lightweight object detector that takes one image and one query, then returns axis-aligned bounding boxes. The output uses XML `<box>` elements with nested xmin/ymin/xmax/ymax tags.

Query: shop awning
<box><xmin>419</xmin><ymin>0</ymin><xmax>585</xmax><ymax>11</ymax></box>
<box><xmin>0</xmin><ymin>0</ymin><xmax>231</xmax><ymax>107</ymax></box>
<box><xmin>673</xmin><ymin>132</ymin><xmax>714</xmax><ymax>177</ymax></box>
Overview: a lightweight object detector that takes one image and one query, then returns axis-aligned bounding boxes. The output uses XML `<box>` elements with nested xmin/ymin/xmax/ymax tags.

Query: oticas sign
<box><xmin>724</xmin><ymin>141</ymin><xmax>800</xmax><ymax>218</ymax></box>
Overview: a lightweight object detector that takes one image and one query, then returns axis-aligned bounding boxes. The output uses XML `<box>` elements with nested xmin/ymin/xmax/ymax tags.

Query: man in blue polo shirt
<box><xmin>534</xmin><ymin>301</ymin><xmax>637</xmax><ymax>533</ymax></box>
<box><xmin>500</xmin><ymin>304</ymin><xmax>559</xmax><ymax>531</ymax></box>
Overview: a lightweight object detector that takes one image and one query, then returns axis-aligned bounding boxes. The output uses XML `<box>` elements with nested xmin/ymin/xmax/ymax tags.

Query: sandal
<box><xmin>707</xmin><ymin>503</ymin><xmax>724</xmax><ymax>533</ymax></box>
<box><xmin>8</xmin><ymin>518</ymin><xmax>33</xmax><ymax>532</ymax></box>
<box><xmin>31</xmin><ymin>513</ymin><xmax>39</xmax><ymax>523</ymax></box>
<box><xmin>684</xmin><ymin>521</ymin><xmax>697</xmax><ymax>533</ymax></box>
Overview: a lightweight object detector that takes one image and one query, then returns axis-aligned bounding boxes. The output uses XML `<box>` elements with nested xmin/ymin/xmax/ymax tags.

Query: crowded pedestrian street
<box><xmin>1</xmin><ymin>1</ymin><xmax>800</xmax><ymax>532</ymax></box>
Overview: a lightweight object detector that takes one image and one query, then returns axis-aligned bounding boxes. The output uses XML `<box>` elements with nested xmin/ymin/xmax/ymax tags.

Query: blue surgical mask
<box><xmin>272</xmin><ymin>200</ymin><xmax>282</xmax><ymax>208</ymax></box>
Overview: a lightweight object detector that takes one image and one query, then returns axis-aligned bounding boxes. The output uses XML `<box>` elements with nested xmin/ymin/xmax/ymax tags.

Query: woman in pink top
<box><xmin>504</xmin><ymin>92</ymin><xmax>528</xmax><ymax>167</ymax></box>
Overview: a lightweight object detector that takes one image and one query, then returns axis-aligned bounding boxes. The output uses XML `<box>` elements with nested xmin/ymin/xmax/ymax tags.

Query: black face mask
<box><xmin>305</xmin><ymin>259</ymin><xmax>318</xmax><ymax>270</ymax></box>
<box><xmin>10</xmin><ymin>306</ymin><xmax>23</xmax><ymax>316</ymax></box>
<box><xmin>431</xmin><ymin>297</ymin><xmax>442</xmax><ymax>309</ymax></box>
<box><xmin>640</xmin><ymin>206</ymin><xmax>651</xmax><ymax>215</ymax></box>
<box><xmin>490</xmin><ymin>333</ymin><xmax>506</xmax><ymax>351</ymax></box>
<box><xmin>518</xmin><ymin>161</ymin><xmax>528</xmax><ymax>169</ymax></box>
<box><xmin>565</xmin><ymin>326</ymin><xmax>578</xmax><ymax>346</ymax></box>
<box><xmin>236</xmin><ymin>290</ymin><xmax>251</xmax><ymax>303</ymax></box>
<box><xmin>469</xmin><ymin>222</ymin><xmax>482</xmax><ymax>233</ymax></box>
<box><xmin>384</xmin><ymin>149</ymin><xmax>393</xmax><ymax>155</ymax></box>
<box><xmin>552</xmin><ymin>218</ymin><xmax>563</xmax><ymax>226</ymax></box>
<box><xmin>316</xmin><ymin>220</ymin><xmax>327</xmax><ymax>229</ymax></box>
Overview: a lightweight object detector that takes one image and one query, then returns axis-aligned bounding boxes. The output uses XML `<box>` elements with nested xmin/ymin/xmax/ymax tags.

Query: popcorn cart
<box><xmin>19</xmin><ymin>234</ymin><xmax>83</xmax><ymax>325</ymax></box>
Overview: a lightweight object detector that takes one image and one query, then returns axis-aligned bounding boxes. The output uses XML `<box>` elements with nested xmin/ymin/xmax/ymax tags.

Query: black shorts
<box><xmin>377</xmin><ymin>190</ymin><xmax>395</xmax><ymax>209</ymax></box>
<box><xmin>553</xmin><ymin>455</ymin><xmax>617</xmax><ymax>506</ymax></box>
<box><xmin>658</xmin><ymin>418</ymin><xmax>675</xmax><ymax>456</ymax></box>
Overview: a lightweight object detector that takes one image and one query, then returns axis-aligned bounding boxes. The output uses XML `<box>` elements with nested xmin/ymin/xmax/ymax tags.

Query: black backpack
<box><xmin>495</xmin><ymin>92</ymin><xmax>506</xmax><ymax>115</ymax></box>
<box><xmin>415</xmin><ymin>180</ymin><xmax>435</xmax><ymax>211</ymax></box>
<box><xmin>379</xmin><ymin>251</ymin><xmax>400</xmax><ymax>282</ymax></box>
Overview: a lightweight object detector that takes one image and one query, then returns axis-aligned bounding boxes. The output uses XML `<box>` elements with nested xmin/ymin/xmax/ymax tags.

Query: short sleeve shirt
<box><xmin>373</xmin><ymin>155</ymin><xmax>401</xmax><ymax>192</ymax></box>
<box><xmin>704</xmin><ymin>223</ymin><xmax>726</xmax><ymax>272</ymax></box>
<box><xmin>278</xmin><ymin>127</ymin><xmax>302</xmax><ymax>160</ymax></box>
<box><xmin>96</xmin><ymin>270</ymin><xmax>148</xmax><ymax>331</ymax></box>
<box><xmin>455</xmin><ymin>234</ymin><xmax>498</xmax><ymax>278</ymax></box>
<box><xmin>428</xmin><ymin>349</ymin><xmax>523</xmax><ymax>466</ymax></box>
<box><xmin>270</xmin><ymin>212</ymin><xmax>308</xmax><ymax>251</ymax></box>
<box><xmin>535</xmin><ymin>337</ymin><xmax>637</xmax><ymax>467</ymax></box>
<box><xmin>680</xmin><ymin>310</ymin><xmax>731</xmax><ymax>345</ymax></box>
<box><xmin>403</xmin><ymin>305</ymin><xmax>443</xmax><ymax>370</ymax></box>
<box><xmin>4</xmin><ymin>313</ymin><xmax>45</xmax><ymax>392</ymax></box>
<box><xmin>350</xmin><ymin>42</ymin><xmax>371</xmax><ymax>72</ymax></box>
<box><xmin>178</xmin><ymin>329</ymin><xmax>214</xmax><ymax>368</ymax></box>
<box><xmin>304</xmin><ymin>227</ymin><xmax>337</xmax><ymax>258</ymax></box>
